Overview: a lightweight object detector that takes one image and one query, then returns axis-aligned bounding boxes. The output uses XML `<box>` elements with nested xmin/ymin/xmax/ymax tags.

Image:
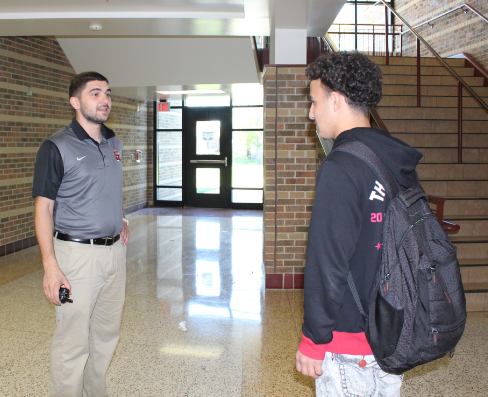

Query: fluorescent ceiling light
<box><xmin>157</xmin><ymin>90</ymin><xmax>227</xmax><ymax>95</ymax></box>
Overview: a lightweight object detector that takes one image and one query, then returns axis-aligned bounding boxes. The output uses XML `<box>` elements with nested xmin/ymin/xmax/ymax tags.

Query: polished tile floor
<box><xmin>0</xmin><ymin>208</ymin><xmax>487</xmax><ymax>396</ymax></box>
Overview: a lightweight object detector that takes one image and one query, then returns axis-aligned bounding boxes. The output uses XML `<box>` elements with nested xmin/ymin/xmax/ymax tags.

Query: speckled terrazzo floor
<box><xmin>0</xmin><ymin>208</ymin><xmax>487</xmax><ymax>396</ymax></box>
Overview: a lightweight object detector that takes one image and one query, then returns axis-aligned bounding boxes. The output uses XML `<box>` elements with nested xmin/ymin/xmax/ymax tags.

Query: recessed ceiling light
<box><xmin>90</xmin><ymin>24</ymin><xmax>102</xmax><ymax>30</ymax></box>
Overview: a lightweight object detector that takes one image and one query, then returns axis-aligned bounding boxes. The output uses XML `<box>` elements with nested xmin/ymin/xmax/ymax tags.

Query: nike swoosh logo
<box><xmin>77</xmin><ymin>156</ymin><xmax>86</xmax><ymax>161</ymax></box>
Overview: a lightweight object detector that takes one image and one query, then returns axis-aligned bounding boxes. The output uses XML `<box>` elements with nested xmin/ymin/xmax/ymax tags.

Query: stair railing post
<box><xmin>417</xmin><ymin>38</ymin><xmax>421</xmax><ymax>107</ymax></box>
<box><xmin>355</xmin><ymin>0</ymin><xmax>358</xmax><ymax>51</ymax></box>
<box><xmin>385</xmin><ymin>5</ymin><xmax>389</xmax><ymax>65</ymax></box>
<box><xmin>458</xmin><ymin>81</ymin><xmax>463</xmax><ymax>163</ymax></box>
<box><xmin>373</xmin><ymin>25</ymin><xmax>376</xmax><ymax>56</ymax></box>
<box><xmin>401</xmin><ymin>26</ymin><xmax>403</xmax><ymax>56</ymax></box>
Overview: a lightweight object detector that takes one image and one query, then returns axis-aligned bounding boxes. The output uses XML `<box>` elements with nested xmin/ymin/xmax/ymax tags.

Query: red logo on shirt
<box><xmin>114</xmin><ymin>150</ymin><xmax>121</xmax><ymax>161</ymax></box>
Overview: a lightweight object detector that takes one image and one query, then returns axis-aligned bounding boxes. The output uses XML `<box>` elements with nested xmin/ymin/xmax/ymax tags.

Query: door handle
<box><xmin>190</xmin><ymin>157</ymin><xmax>228</xmax><ymax>167</ymax></box>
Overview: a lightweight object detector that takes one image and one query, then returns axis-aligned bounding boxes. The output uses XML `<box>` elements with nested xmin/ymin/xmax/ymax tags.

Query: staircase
<box><xmin>371</xmin><ymin>55</ymin><xmax>488</xmax><ymax>311</ymax></box>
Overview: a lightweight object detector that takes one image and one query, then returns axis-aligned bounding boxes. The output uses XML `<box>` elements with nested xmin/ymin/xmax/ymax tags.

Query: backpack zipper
<box><xmin>444</xmin><ymin>291</ymin><xmax>451</xmax><ymax>303</ymax></box>
<box><xmin>384</xmin><ymin>214</ymin><xmax>436</xmax><ymax>284</ymax></box>
<box><xmin>430</xmin><ymin>266</ymin><xmax>452</xmax><ymax>303</ymax></box>
<box><xmin>432</xmin><ymin>328</ymin><xmax>438</xmax><ymax>345</ymax></box>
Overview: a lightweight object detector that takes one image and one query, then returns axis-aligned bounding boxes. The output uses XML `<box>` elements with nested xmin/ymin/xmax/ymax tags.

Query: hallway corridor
<box><xmin>0</xmin><ymin>208</ymin><xmax>487</xmax><ymax>396</ymax></box>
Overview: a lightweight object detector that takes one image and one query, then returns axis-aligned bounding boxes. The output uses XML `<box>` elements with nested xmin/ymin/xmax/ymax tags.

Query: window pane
<box><xmin>196</xmin><ymin>121</ymin><xmax>220</xmax><ymax>155</ymax></box>
<box><xmin>157</xmin><ymin>188</ymin><xmax>182</xmax><ymax>201</ymax></box>
<box><xmin>157</xmin><ymin>108</ymin><xmax>182</xmax><ymax>129</ymax></box>
<box><xmin>232</xmin><ymin>107</ymin><xmax>263</xmax><ymax>129</ymax></box>
<box><xmin>185</xmin><ymin>94</ymin><xmax>230</xmax><ymax>107</ymax></box>
<box><xmin>232</xmin><ymin>130</ymin><xmax>263</xmax><ymax>188</ymax></box>
<box><xmin>157</xmin><ymin>131</ymin><xmax>182</xmax><ymax>186</ymax></box>
<box><xmin>232</xmin><ymin>190</ymin><xmax>263</xmax><ymax>204</ymax></box>
<box><xmin>196</xmin><ymin>168</ymin><xmax>220</xmax><ymax>194</ymax></box>
<box><xmin>232</xmin><ymin>84</ymin><xmax>263</xmax><ymax>106</ymax></box>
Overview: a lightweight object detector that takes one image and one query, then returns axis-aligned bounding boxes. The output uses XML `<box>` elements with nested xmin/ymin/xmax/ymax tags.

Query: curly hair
<box><xmin>305</xmin><ymin>51</ymin><xmax>383</xmax><ymax>114</ymax></box>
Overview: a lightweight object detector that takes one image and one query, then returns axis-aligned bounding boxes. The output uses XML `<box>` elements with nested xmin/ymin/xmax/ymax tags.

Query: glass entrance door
<box><xmin>186</xmin><ymin>107</ymin><xmax>232</xmax><ymax>208</ymax></box>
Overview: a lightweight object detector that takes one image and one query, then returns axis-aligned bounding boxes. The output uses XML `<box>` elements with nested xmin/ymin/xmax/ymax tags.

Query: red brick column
<box><xmin>263</xmin><ymin>66</ymin><xmax>320</xmax><ymax>289</ymax></box>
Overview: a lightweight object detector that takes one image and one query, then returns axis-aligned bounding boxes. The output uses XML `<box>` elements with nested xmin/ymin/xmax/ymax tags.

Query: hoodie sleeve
<box><xmin>302</xmin><ymin>157</ymin><xmax>362</xmax><ymax>347</ymax></box>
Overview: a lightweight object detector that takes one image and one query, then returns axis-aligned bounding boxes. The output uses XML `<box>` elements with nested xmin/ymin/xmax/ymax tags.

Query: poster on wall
<box><xmin>202</xmin><ymin>131</ymin><xmax>214</xmax><ymax>141</ymax></box>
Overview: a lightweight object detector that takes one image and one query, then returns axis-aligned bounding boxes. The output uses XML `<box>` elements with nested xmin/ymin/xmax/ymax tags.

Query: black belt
<box><xmin>54</xmin><ymin>232</ymin><xmax>120</xmax><ymax>246</ymax></box>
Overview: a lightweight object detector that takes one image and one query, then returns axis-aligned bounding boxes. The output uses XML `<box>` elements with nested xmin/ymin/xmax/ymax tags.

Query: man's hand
<box><xmin>43</xmin><ymin>258</ymin><xmax>71</xmax><ymax>305</ymax></box>
<box><xmin>296</xmin><ymin>350</ymin><xmax>324</xmax><ymax>379</ymax></box>
<box><xmin>121</xmin><ymin>222</ymin><xmax>130</xmax><ymax>245</ymax></box>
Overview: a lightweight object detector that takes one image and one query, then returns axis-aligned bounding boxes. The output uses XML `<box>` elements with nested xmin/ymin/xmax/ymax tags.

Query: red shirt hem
<box><xmin>298</xmin><ymin>331</ymin><xmax>373</xmax><ymax>360</ymax></box>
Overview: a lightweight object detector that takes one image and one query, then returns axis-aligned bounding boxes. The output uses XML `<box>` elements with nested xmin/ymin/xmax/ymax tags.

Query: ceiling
<box><xmin>0</xmin><ymin>0</ymin><xmax>346</xmax><ymax>100</ymax></box>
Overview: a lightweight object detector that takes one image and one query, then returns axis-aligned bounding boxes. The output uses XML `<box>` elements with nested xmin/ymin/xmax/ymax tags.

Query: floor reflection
<box><xmin>152</xmin><ymin>211</ymin><xmax>265</xmax><ymax>325</ymax></box>
<box><xmin>3</xmin><ymin>208</ymin><xmax>485</xmax><ymax>396</ymax></box>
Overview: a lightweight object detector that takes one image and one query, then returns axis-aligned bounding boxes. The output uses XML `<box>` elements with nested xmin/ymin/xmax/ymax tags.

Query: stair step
<box><xmin>383</xmin><ymin>74</ymin><xmax>484</xmax><ymax>87</ymax></box>
<box><xmin>386</xmin><ymin>119</ymin><xmax>485</xmax><ymax>134</ymax></box>
<box><xmin>451</xmin><ymin>236</ymin><xmax>488</xmax><ymax>243</ymax></box>
<box><xmin>417</xmin><ymin>148</ymin><xmax>488</xmax><ymax>163</ymax></box>
<box><xmin>464</xmin><ymin>288</ymin><xmax>488</xmax><ymax>311</ymax></box>
<box><xmin>445</xmin><ymin>218</ymin><xmax>488</xmax><ymax>237</ymax></box>
<box><xmin>379</xmin><ymin>65</ymin><xmax>475</xmax><ymax>77</ymax></box>
<box><xmin>421</xmin><ymin>180</ymin><xmax>488</xmax><ymax>197</ymax></box>
<box><xmin>450</xmin><ymin>236</ymin><xmax>488</xmax><ymax>260</ymax></box>
<box><xmin>393</xmin><ymin>133</ymin><xmax>488</xmax><ymax>148</ymax></box>
<box><xmin>377</xmin><ymin>107</ymin><xmax>488</xmax><ymax>121</ymax></box>
<box><xmin>464</xmin><ymin>282</ymin><xmax>488</xmax><ymax>292</ymax></box>
<box><xmin>380</xmin><ymin>95</ymin><xmax>487</xmax><ymax>108</ymax></box>
<box><xmin>460</xmin><ymin>266</ymin><xmax>488</xmax><ymax>283</ymax></box>
<box><xmin>459</xmin><ymin>259</ymin><xmax>488</xmax><ymax>266</ymax></box>
<box><xmin>370</xmin><ymin>56</ymin><xmax>466</xmax><ymax>67</ymax></box>
<box><xmin>444</xmin><ymin>197</ymin><xmax>488</xmax><ymax>217</ymax></box>
<box><xmin>447</xmin><ymin>216</ymin><xmax>488</xmax><ymax>221</ymax></box>
<box><xmin>383</xmin><ymin>85</ymin><xmax>488</xmax><ymax>98</ymax></box>
<box><xmin>417</xmin><ymin>163</ymin><xmax>488</xmax><ymax>180</ymax></box>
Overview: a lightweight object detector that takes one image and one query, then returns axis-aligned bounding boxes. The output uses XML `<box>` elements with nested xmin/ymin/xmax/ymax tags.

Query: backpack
<box><xmin>335</xmin><ymin>141</ymin><xmax>467</xmax><ymax>374</ymax></box>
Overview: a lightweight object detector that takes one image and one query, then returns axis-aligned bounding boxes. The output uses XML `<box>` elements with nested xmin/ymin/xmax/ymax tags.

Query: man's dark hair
<box><xmin>69</xmin><ymin>71</ymin><xmax>109</xmax><ymax>99</ymax></box>
<box><xmin>306</xmin><ymin>51</ymin><xmax>383</xmax><ymax>115</ymax></box>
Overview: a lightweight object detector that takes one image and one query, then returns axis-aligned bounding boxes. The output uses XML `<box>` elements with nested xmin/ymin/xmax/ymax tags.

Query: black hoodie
<box><xmin>301</xmin><ymin>127</ymin><xmax>422</xmax><ymax>352</ymax></box>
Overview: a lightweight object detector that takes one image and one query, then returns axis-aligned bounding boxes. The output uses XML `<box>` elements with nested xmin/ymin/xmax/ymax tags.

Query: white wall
<box><xmin>57</xmin><ymin>37</ymin><xmax>259</xmax><ymax>89</ymax></box>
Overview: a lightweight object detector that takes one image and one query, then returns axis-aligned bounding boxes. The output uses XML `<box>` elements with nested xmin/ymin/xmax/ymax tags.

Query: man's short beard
<box><xmin>80</xmin><ymin>106</ymin><xmax>110</xmax><ymax>124</ymax></box>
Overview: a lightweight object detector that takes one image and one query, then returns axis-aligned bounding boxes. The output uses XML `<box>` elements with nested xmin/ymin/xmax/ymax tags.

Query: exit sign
<box><xmin>158</xmin><ymin>102</ymin><xmax>170</xmax><ymax>111</ymax></box>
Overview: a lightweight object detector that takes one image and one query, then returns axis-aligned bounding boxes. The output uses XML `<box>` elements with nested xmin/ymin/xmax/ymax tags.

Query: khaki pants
<box><xmin>51</xmin><ymin>238</ymin><xmax>126</xmax><ymax>397</ymax></box>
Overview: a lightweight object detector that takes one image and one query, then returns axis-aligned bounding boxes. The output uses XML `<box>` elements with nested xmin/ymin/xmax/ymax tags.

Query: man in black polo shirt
<box><xmin>33</xmin><ymin>71</ymin><xmax>129</xmax><ymax>397</ymax></box>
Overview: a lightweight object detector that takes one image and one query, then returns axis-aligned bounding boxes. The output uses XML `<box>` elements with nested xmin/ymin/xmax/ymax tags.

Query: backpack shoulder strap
<box><xmin>333</xmin><ymin>141</ymin><xmax>400</xmax><ymax>200</ymax></box>
<box><xmin>347</xmin><ymin>271</ymin><xmax>367</xmax><ymax>320</ymax></box>
<box><xmin>334</xmin><ymin>141</ymin><xmax>402</xmax><ymax>320</ymax></box>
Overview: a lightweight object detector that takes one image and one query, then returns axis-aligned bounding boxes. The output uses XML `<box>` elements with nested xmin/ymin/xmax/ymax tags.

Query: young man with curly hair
<box><xmin>295</xmin><ymin>52</ymin><xmax>422</xmax><ymax>396</ymax></box>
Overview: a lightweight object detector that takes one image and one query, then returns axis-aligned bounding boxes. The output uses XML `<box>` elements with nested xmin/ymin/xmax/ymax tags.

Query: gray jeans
<box><xmin>316</xmin><ymin>352</ymin><xmax>403</xmax><ymax>397</ymax></box>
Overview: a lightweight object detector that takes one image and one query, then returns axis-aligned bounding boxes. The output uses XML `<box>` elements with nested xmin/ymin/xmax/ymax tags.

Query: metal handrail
<box><xmin>323</xmin><ymin>34</ymin><xmax>338</xmax><ymax>53</ymax></box>
<box><xmin>330</xmin><ymin>23</ymin><xmax>403</xmax><ymax>30</ymax></box>
<box><xmin>400</xmin><ymin>3</ymin><xmax>488</xmax><ymax>35</ymax></box>
<box><xmin>378</xmin><ymin>0</ymin><xmax>488</xmax><ymax>113</ymax></box>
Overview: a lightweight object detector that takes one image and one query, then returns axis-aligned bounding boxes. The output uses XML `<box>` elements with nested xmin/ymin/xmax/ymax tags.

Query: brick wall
<box><xmin>157</xmin><ymin>131</ymin><xmax>183</xmax><ymax>200</ymax></box>
<box><xmin>0</xmin><ymin>36</ymin><xmax>152</xmax><ymax>257</ymax></box>
<box><xmin>263</xmin><ymin>66</ymin><xmax>320</xmax><ymax>289</ymax></box>
<box><xmin>396</xmin><ymin>0</ymin><xmax>488</xmax><ymax>68</ymax></box>
<box><xmin>105</xmin><ymin>98</ymin><xmax>153</xmax><ymax>213</ymax></box>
